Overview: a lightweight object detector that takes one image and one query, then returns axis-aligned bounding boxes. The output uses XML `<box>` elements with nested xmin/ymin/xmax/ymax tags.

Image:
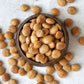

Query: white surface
<box><xmin>0</xmin><ymin>0</ymin><xmax>84</xmax><ymax>84</ymax></box>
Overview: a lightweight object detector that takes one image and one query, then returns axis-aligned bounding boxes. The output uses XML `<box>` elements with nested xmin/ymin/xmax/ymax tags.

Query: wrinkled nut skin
<box><xmin>2</xmin><ymin>49</ymin><xmax>10</xmax><ymax>57</ymax></box>
<box><xmin>36</xmin><ymin>30</ymin><xmax>44</xmax><ymax>37</ymax></box>
<box><xmin>57</xmin><ymin>0</ymin><xmax>66</xmax><ymax>6</ymax></box>
<box><xmin>2</xmin><ymin>73</ymin><xmax>10</xmax><ymax>82</ymax></box>
<box><xmin>24</xmin><ymin>63</ymin><xmax>32</xmax><ymax>71</ymax></box>
<box><xmin>63</xmin><ymin>64</ymin><xmax>71</xmax><ymax>72</ymax></box>
<box><xmin>0</xmin><ymin>33</ymin><xmax>5</xmax><ymax>41</ymax></box>
<box><xmin>20</xmin><ymin>4</ymin><xmax>29</xmax><ymax>11</ymax></box>
<box><xmin>51</xmin><ymin>8</ymin><xmax>59</xmax><ymax>16</ymax></box>
<box><xmin>50</xmin><ymin>80</ymin><xmax>59</xmax><ymax>84</ymax></box>
<box><xmin>46</xmin><ymin>18</ymin><xmax>55</xmax><ymax>25</ymax></box>
<box><xmin>54</xmin><ymin>63</ymin><xmax>62</xmax><ymax>71</ymax></box>
<box><xmin>8</xmin><ymin>39</ymin><xmax>16</xmax><ymax>47</ymax></box>
<box><xmin>79</xmin><ymin>37</ymin><xmax>84</xmax><ymax>46</ymax></box>
<box><xmin>18</xmin><ymin>59</ymin><xmax>25</xmax><ymax>66</ymax></box>
<box><xmin>57</xmin><ymin>69</ymin><xmax>67</xmax><ymax>78</ymax></box>
<box><xmin>66</xmin><ymin>0</ymin><xmax>74</xmax><ymax>3</ymax></box>
<box><xmin>0</xmin><ymin>67</ymin><xmax>5</xmax><ymax>75</ymax></box>
<box><xmin>18</xmin><ymin>68</ymin><xmax>26</xmax><ymax>76</ymax></box>
<box><xmin>21</xmin><ymin>43</ymin><xmax>28</xmax><ymax>52</ymax></box>
<box><xmin>26</xmin><ymin>52</ymin><xmax>34</xmax><ymax>58</ymax></box>
<box><xmin>19</xmin><ymin>35</ymin><xmax>26</xmax><ymax>43</ymax></box>
<box><xmin>0</xmin><ymin>41</ymin><xmax>6</xmax><ymax>49</ymax></box>
<box><xmin>27</xmin><ymin>70</ymin><xmax>37</xmax><ymax>79</ymax></box>
<box><xmin>36</xmin><ymin>74</ymin><xmax>44</xmax><ymax>82</ymax></box>
<box><xmin>31</xmin><ymin>6</ymin><xmax>41</xmax><ymax>14</ymax></box>
<box><xmin>59</xmin><ymin>59</ymin><xmax>68</xmax><ymax>66</ymax></box>
<box><xmin>10</xmin><ymin>19</ymin><xmax>19</xmax><ymax>26</ymax></box>
<box><xmin>10</xmin><ymin>47</ymin><xmax>18</xmax><ymax>54</ymax></box>
<box><xmin>34</xmin><ymin>41</ymin><xmax>42</xmax><ymax>48</ymax></box>
<box><xmin>71</xmin><ymin>64</ymin><xmax>80</xmax><ymax>71</ymax></box>
<box><xmin>12</xmin><ymin>53</ymin><xmax>20</xmax><ymax>59</ymax></box>
<box><xmin>8</xmin><ymin>79</ymin><xmax>17</xmax><ymax>84</ymax></box>
<box><xmin>55</xmin><ymin>31</ymin><xmax>63</xmax><ymax>39</ymax></box>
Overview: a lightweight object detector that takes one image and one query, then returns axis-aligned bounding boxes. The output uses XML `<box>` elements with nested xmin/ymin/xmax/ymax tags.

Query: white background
<box><xmin>0</xmin><ymin>0</ymin><xmax>84</xmax><ymax>84</ymax></box>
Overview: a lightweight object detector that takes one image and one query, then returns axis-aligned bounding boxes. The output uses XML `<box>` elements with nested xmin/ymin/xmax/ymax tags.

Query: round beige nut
<box><xmin>8</xmin><ymin>79</ymin><xmax>17</xmax><ymax>84</ymax></box>
<box><xmin>65</xmin><ymin>52</ymin><xmax>73</xmax><ymax>61</ymax></box>
<box><xmin>0</xmin><ymin>61</ymin><xmax>2</xmax><ymax>66</ymax></box>
<box><xmin>2</xmin><ymin>49</ymin><xmax>10</xmax><ymax>57</ymax></box>
<box><xmin>0</xmin><ymin>33</ymin><xmax>5</xmax><ymax>41</ymax></box>
<box><xmin>56</xmin><ymin>42</ymin><xmax>66</xmax><ymax>50</ymax></box>
<box><xmin>2</xmin><ymin>73</ymin><xmax>10</xmax><ymax>82</ymax></box>
<box><xmin>4</xmin><ymin>31</ymin><xmax>13</xmax><ymax>39</ymax></box>
<box><xmin>21</xmin><ymin>43</ymin><xmax>28</xmax><ymax>52</ymax></box>
<box><xmin>22</xmin><ymin>26</ymin><xmax>31</xmax><ymax>36</ymax></box>
<box><xmin>49</xmin><ymin>42</ymin><xmax>55</xmax><ymax>49</ymax></box>
<box><xmin>36</xmin><ymin>74</ymin><xmax>44</xmax><ymax>82</ymax></box>
<box><xmin>10</xmin><ymin>47</ymin><xmax>18</xmax><ymax>54</ymax></box>
<box><xmin>67</xmin><ymin>6</ymin><xmax>77</xmax><ymax>15</ymax></box>
<box><xmin>79</xmin><ymin>37</ymin><xmax>84</xmax><ymax>46</ymax></box>
<box><xmin>63</xmin><ymin>64</ymin><xmax>71</xmax><ymax>72</ymax></box>
<box><xmin>42</xmin><ymin>35</ymin><xmax>53</xmax><ymax>44</ymax></box>
<box><xmin>12</xmin><ymin>53</ymin><xmax>20</xmax><ymax>59</ymax></box>
<box><xmin>50</xmin><ymin>25</ymin><xmax>58</xmax><ymax>35</ymax></box>
<box><xmin>11</xmin><ymin>65</ymin><xmax>19</xmax><ymax>73</ymax></box>
<box><xmin>71</xmin><ymin>64</ymin><xmax>80</xmax><ymax>71</ymax></box>
<box><xmin>8</xmin><ymin>58</ymin><xmax>17</xmax><ymax>66</ymax></box>
<box><xmin>46</xmin><ymin>66</ymin><xmax>55</xmax><ymax>74</ymax></box>
<box><xmin>50</xmin><ymin>80</ymin><xmax>59</xmax><ymax>84</ymax></box>
<box><xmin>23</xmin><ymin>23</ymin><xmax>30</xmax><ymax>28</ymax></box>
<box><xmin>18</xmin><ymin>59</ymin><xmax>25</xmax><ymax>66</ymax></box>
<box><xmin>52</xmin><ymin>50</ymin><xmax>61</xmax><ymax>59</ymax></box>
<box><xmin>71</xmin><ymin>26</ymin><xmax>80</xmax><ymax>36</ymax></box>
<box><xmin>54</xmin><ymin>63</ymin><xmax>62</xmax><ymax>71</ymax></box>
<box><xmin>34</xmin><ymin>41</ymin><xmax>42</xmax><ymax>48</ymax></box>
<box><xmin>41</xmin><ymin>57</ymin><xmax>48</xmax><ymax>64</ymax></box>
<box><xmin>39</xmin><ymin>44</ymin><xmax>49</xmax><ymax>54</ymax></box>
<box><xmin>10</xmin><ymin>19</ymin><xmax>19</xmax><ymax>26</ymax></box>
<box><xmin>37</xmin><ymin>82</ymin><xmax>44</xmax><ymax>84</ymax></box>
<box><xmin>26</xmin><ymin>52</ymin><xmax>34</xmax><ymax>58</ymax></box>
<box><xmin>0</xmin><ymin>67</ymin><xmax>5</xmax><ymax>75</ymax></box>
<box><xmin>66</xmin><ymin>0</ymin><xmax>74</xmax><ymax>3</ymax></box>
<box><xmin>57</xmin><ymin>69</ymin><xmax>67</xmax><ymax>78</ymax></box>
<box><xmin>55</xmin><ymin>31</ymin><xmax>63</xmax><ymax>39</ymax></box>
<box><xmin>9</xmin><ymin>25</ymin><xmax>17</xmax><ymax>33</ymax></box>
<box><xmin>31</xmin><ymin>35</ymin><xmax>38</xmax><ymax>43</ymax></box>
<box><xmin>20</xmin><ymin>4</ymin><xmax>29</xmax><ymax>11</ymax></box>
<box><xmin>19</xmin><ymin>35</ymin><xmax>26</xmax><ymax>43</ymax></box>
<box><xmin>33</xmin><ymin>23</ymin><xmax>41</xmax><ymax>31</ymax></box>
<box><xmin>8</xmin><ymin>39</ymin><xmax>16</xmax><ymax>47</ymax></box>
<box><xmin>46</xmin><ymin>18</ymin><xmax>55</xmax><ymax>25</ymax></box>
<box><xmin>51</xmin><ymin>8</ymin><xmax>59</xmax><ymax>16</ymax></box>
<box><xmin>18</xmin><ymin>68</ymin><xmax>26</xmax><ymax>76</ymax></box>
<box><xmin>64</xmin><ymin>18</ymin><xmax>73</xmax><ymax>27</ymax></box>
<box><xmin>27</xmin><ymin>70</ymin><xmax>37</xmax><ymax>79</ymax></box>
<box><xmin>26</xmin><ymin>36</ymin><xmax>30</xmax><ymax>44</ymax></box>
<box><xmin>0</xmin><ymin>41</ymin><xmax>6</xmax><ymax>49</ymax></box>
<box><xmin>57</xmin><ymin>0</ymin><xmax>66</xmax><ymax>6</ymax></box>
<box><xmin>42</xmin><ymin>23</ymin><xmax>51</xmax><ymax>29</ymax></box>
<box><xmin>42</xmin><ymin>28</ymin><xmax>49</xmax><ymax>36</ymax></box>
<box><xmin>24</xmin><ymin>63</ymin><xmax>32</xmax><ymax>71</ymax></box>
<box><xmin>36</xmin><ymin>14</ymin><xmax>46</xmax><ymax>24</ymax></box>
<box><xmin>45</xmin><ymin>50</ymin><xmax>52</xmax><ymax>56</ymax></box>
<box><xmin>44</xmin><ymin>74</ymin><xmax>53</xmax><ymax>82</ymax></box>
<box><xmin>36</xmin><ymin>30</ymin><xmax>44</xmax><ymax>37</ymax></box>
<box><xmin>59</xmin><ymin>59</ymin><xmax>68</xmax><ymax>66</ymax></box>
<box><xmin>31</xmin><ymin>6</ymin><xmax>40</xmax><ymax>14</ymax></box>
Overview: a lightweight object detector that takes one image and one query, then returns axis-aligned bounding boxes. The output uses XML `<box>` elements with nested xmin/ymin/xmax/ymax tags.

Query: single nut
<box><xmin>2</xmin><ymin>49</ymin><xmax>10</xmax><ymax>57</ymax></box>
<box><xmin>0</xmin><ymin>61</ymin><xmax>2</xmax><ymax>66</ymax></box>
<box><xmin>52</xmin><ymin>50</ymin><xmax>61</xmax><ymax>59</ymax></box>
<box><xmin>31</xmin><ymin>35</ymin><xmax>38</xmax><ymax>43</ymax></box>
<box><xmin>41</xmin><ymin>56</ymin><xmax>48</xmax><ymax>64</ymax></box>
<box><xmin>18</xmin><ymin>59</ymin><xmax>25</xmax><ymax>66</ymax></box>
<box><xmin>79</xmin><ymin>37</ymin><xmax>84</xmax><ymax>46</ymax></box>
<box><xmin>59</xmin><ymin>59</ymin><xmax>68</xmax><ymax>66</ymax></box>
<box><xmin>46</xmin><ymin>18</ymin><xmax>55</xmax><ymax>25</ymax></box>
<box><xmin>21</xmin><ymin>43</ymin><xmax>28</xmax><ymax>52</ymax></box>
<box><xmin>11</xmin><ymin>65</ymin><xmax>19</xmax><ymax>73</ymax></box>
<box><xmin>23</xmin><ymin>23</ymin><xmax>30</xmax><ymax>28</ymax></box>
<box><xmin>10</xmin><ymin>47</ymin><xmax>18</xmax><ymax>54</ymax></box>
<box><xmin>8</xmin><ymin>39</ymin><xmax>16</xmax><ymax>47</ymax></box>
<box><xmin>65</xmin><ymin>52</ymin><xmax>73</xmax><ymax>61</ymax></box>
<box><xmin>4</xmin><ymin>31</ymin><xmax>13</xmax><ymax>39</ymax></box>
<box><xmin>36</xmin><ymin>30</ymin><xmax>44</xmax><ymax>37</ymax></box>
<box><xmin>26</xmin><ymin>36</ymin><xmax>30</xmax><ymax>44</ymax></box>
<box><xmin>27</xmin><ymin>70</ymin><xmax>37</xmax><ymax>79</ymax></box>
<box><xmin>71</xmin><ymin>64</ymin><xmax>80</xmax><ymax>71</ymax></box>
<box><xmin>66</xmin><ymin>0</ymin><xmax>74</xmax><ymax>3</ymax></box>
<box><xmin>26</xmin><ymin>52</ymin><xmax>34</xmax><ymax>58</ymax></box>
<box><xmin>10</xmin><ymin>19</ymin><xmax>19</xmax><ymax>26</ymax></box>
<box><xmin>39</xmin><ymin>44</ymin><xmax>49</xmax><ymax>54</ymax></box>
<box><xmin>0</xmin><ymin>41</ymin><xmax>6</xmax><ymax>49</ymax></box>
<box><xmin>9</xmin><ymin>25</ymin><xmax>17</xmax><ymax>33</ymax></box>
<box><xmin>51</xmin><ymin>8</ymin><xmax>59</xmax><ymax>16</ymax></box>
<box><xmin>57</xmin><ymin>69</ymin><xmax>67</xmax><ymax>78</ymax></box>
<box><xmin>50</xmin><ymin>80</ymin><xmax>59</xmax><ymax>84</ymax></box>
<box><xmin>31</xmin><ymin>6</ymin><xmax>41</xmax><ymax>14</ymax></box>
<box><xmin>20</xmin><ymin>4</ymin><xmax>29</xmax><ymax>11</ymax></box>
<box><xmin>8</xmin><ymin>79</ymin><xmax>17</xmax><ymax>84</ymax></box>
<box><xmin>55</xmin><ymin>31</ymin><xmax>63</xmax><ymax>39</ymax></box>
<box><xmin>64</xmin><ymin>18</ymin><xmax>73</xmax><ymax>27</ymax></box>
<box><xmin>57</xmin><ymin>0</ymin><xmax>66</xmax><ymax>6</ymax></box>
<box><xmin>34</xmin><ymin>41</ymin><xmax>42</xmax><ymax>48</ymax></box>
<box><xmin>0</xmin><ymin>67</ymin><xmax>5</xmax><ymax>75</ymax></box>
<box><xmin>0</xmin><ymin>33</ymin><xmax>5</xmax><ymax>41</ymax></box>
<box><xmin>45</xmin><ymin>50</ymin><xmax>52</xmax><ymax>56</ymax></box>
<box><xmin>36</xmin><ymin>74</ymin><xmax>44</xmax><ymax>82</ymax></box>
<box><xmin>56</xmin><ymin>42</ymin><xmax>66</xmax><ymax>50</ymax></box>
<box><xmin>37</xmin><ymin>14</ymin><xmax>46</xmax><ymax>24</ymax></box>
<box><xmin>42</xmin><ymin>23</ymin><xmax>51</xmax><ymax>29</ymax></box>
<box><xmin>54</xmin><ymin>63</ymin><xmax>62</xmax><ymax>71</ymax></box>
<box><xmin>44</xmin><ymin>74</ymin><xmax>53</xmax><ymax>82</ymax></box>
<box><xmin>24</xmin><ymin>63</ymin><xmax>32</xmax><ymax>72</ymax></box>
<box><xmin>46</xmin><ymin>66</ymin><xmax>55</xmax><ymax>74</ymax></box>
<box><xmin>8</xmin><ymin>58</ymin><xmax>17</xmax><ymax>66</ymax></box>
<box><xmin>18</xmin><ymin>68</ymin><xmax>26</xmax><ymax>76</ymax></box>
<box><xmin>71</xmin><ymin>26</ymin><xmax>80</xmax><ymax>36</ymax></box>
<box><xmin>2</xmin><ymin>73</ymin><xmax>10</xmax><ymax>82</ymax></box>
<box><xmin>67</xmin><ymin>6</ymin><xmax>77</xmax><ymax>15</ymax></box>
<box><xmin>12</xmin><ymin>53</ymin><xmax>20</xmax><ymax>59</ymax></box>
<box><xmin>63</xmin><ymin>64</ymin><xmax>71</xmax><ymax>72</ymax></box>
<box><xmin>19</xmin><ymin>35</ymin><xmax>26</xmax><ymax>43</ymax></box>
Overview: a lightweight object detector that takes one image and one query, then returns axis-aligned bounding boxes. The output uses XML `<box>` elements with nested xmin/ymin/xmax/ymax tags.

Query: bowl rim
<box><xmin>16</xmin><ymin>13</ymin><xmax>69</xmax><ymax>67</ymax></box>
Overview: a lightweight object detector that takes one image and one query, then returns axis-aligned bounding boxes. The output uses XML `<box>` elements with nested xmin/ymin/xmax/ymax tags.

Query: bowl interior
<box><xmin>16</xmin><ymin>13</ymin><xmax>69</xmax><ymax>67</ymax></box>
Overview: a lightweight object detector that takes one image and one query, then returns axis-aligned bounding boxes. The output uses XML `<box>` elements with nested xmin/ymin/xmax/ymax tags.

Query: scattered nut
<box><xmin>18</xmin><ymin>68</ymin><xmax>26</xmax><ymax>76</ymax></box>
<box><xmin>0</xmin><ymin>67</ymin><xmax>5</xmax><ymax>75</ymax></box>
<box><xmin>20</xmin><ymin>4</ymin><xmax>29</xmax><ymax>11</ymax></box>
<box><xmin>10</xmin><ymin>19</ymin><xmax>19</xmax><ymax>26</ymax></box>
<box><xmin>8</xmin><ymin>79</ymin><xmax>17</xmax><ymax>84</ymax></box>
<box><xmin>63</xmin><ymin>64</ymin><xmax>71</xmax><ymax>72</ymax></box>
<box><xmin>24</xmin><ymin>63</ymin><xmax>32</xmax><ymax>71</ymax></box>
<box><xmin>11</xmin><ymin>65</ymin><xmax>19</xmax><ymax>73</ymax></box>
<box><xmin>36</xmin><ymin>74</ymin><xmax>44</xmax><ymax>82</ymax></box>
<box><xmin>57</xmin><ymin>0</ymin><xmax>66</xmax><ymax>6</ymax></box>
<box><xmin>2</xmin><ymin>49</ymin><xmax>10</xmax><ymax>57</ymax></box>
<box><xmin>0</xmin><ymin>33</ymin><xmax>5</xmax><ymax>41</ymax></box>
<box><xmin>0</xmin><ymin>61</ymin><xmax>2</xmax><ymax>66</ymax></box>
<box><xmin>12</xmin><ymin>53</ymin><xmax>20</xmax><ymax>59</ymax></box>
<box><xmin>8</xmin><ymin>39</ymin><xmax>16</xmax><ymax>47</ymax></box>
<box><xmin>0</xmin><ymin>41</ymin><xmax>6</xmax><ymax>49</ymax></box>
<box><xmin>9</xmin><ymin>25</ymin><xmax>17</xmax><ymax>33</ymax></box>
<box><xmin>71</xmin><ymin>64</ymin><xmax>80</xmax><ymax>71</ymax></box>
<box><xmin>59</xmin><ymin>59</ymin><xmax>68</xmax><ymax>66</ymax></box>
<box><xmin>51</xmin><ymin>8</ymin><xmax>59</xmax><ymax>16</ymax></box>
<box><xmin>54</xmin><ymin>63</ymin><xmax>62</xmax><ymax>71</ymax></box>
<box><xmin>10</xmin><ymin>47</ymin><xmax>18</xmax><ymax>54</ymax></box>
<box><xmin>79</xmin><ymin>37</ymin><xmax>84</xmax><ymax>46</ymax></box>
<box><xmin>18</xmin><ymin>58</ymin><xmax>25</xmax><ymax>66</ymax></box>
<box><xmin>50</xmin><ymin>80</ymin><xmax>59</xmax><ymax>84</ymax></box>
<box><xmin>66</xmin><ymin>0</ymin><xmax>74</xmax><ymax>3</ymax></box>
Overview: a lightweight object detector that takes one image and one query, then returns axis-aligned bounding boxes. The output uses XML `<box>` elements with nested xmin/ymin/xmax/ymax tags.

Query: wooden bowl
<box><xmin>16</xmin><ymin>13</ymin><xmax>69</xmax><ymax>67</ymax></box>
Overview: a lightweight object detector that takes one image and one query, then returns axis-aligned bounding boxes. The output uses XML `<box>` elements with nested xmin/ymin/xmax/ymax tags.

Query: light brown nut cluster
<box><xmin>71</xmin><ymin>64</ymin><xmax>80</xmax><ymax>71</ymax></box>
<box><xmin>2</xmin><ymin>49</ymin><xmax>10</xmax><ymax>57</ymax></box>
<box><xmin>57</xmin><ymin>0</ymin><xmax>66</xmax><ymax>6</ymax></box>
<box><xmin>0</xmin><ymin>67</ymin><xmax>5</xmax><ymax>75</ymax></box>
<box><xmin>79</xmin><ymin>37</ymin><xmax>84</xmax><ymax>46</ymax></box>
<box><xmin>8</xmin><ymin>79</ymin><xmax>17</xmax><ymax>84</ymax></box>
<box><xmin>51</xmin><ymin>8</ymin><xmax>59</xmax><ymax>16</ymax></box>
<box><xmin>36</xmin><ymin>74</ymin><xmax>44</xmax><ymax>82</ymax></box>
<box><xmin>20</xmin><ymin>4</ymin><xmax>29</xmax><ymax>11</ymax></box>
<box><xmin>10</xmin><ymin>19</ymin><xmax>19</xmax><ymax>26</ymax></box>
<box><xmin>19</xmin><ymin>14</ymin><xmax>65</xmax><ymax>64</ymax></box>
